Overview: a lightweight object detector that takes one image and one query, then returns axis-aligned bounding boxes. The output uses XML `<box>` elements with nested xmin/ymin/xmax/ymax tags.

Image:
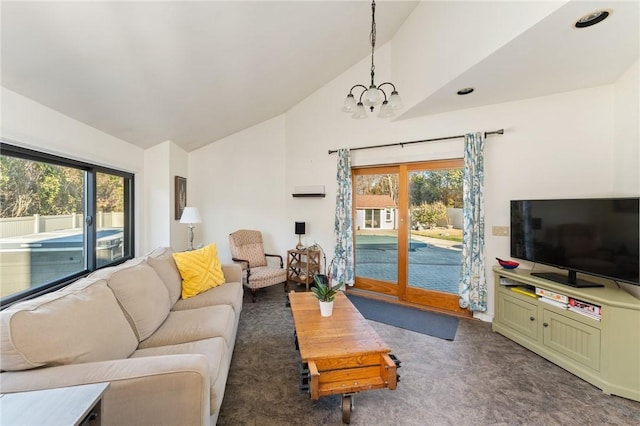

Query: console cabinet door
<box><xmin>542</xmin><ymin>309</ymin><xmax>601</xmax><ymax>371</ymax></box>
<box><xmin>497</xmin><ymin>291</ymin><xmax>538</xmax><ymax>341</ymax></box>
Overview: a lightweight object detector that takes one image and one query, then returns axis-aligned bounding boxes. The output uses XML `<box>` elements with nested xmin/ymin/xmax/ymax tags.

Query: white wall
<box><xmin>613</xmin><ymin>59</ymin><xmax>639</xmax><ymax>195</ymax></box>
<box><xmin>188</xmin><ymin>115</ymin><xmax>287</xmax><ymax>263</ymax></box>
<box><xmin>143</xmin><ymin>140</ymin><xmax>188</xmax><ymax>253</ymax></box>
<box><xmin>144</xmin><ymin>143</ymin><xmax>171</xmax><ymax>251</ymax></box>
<box><xmin>0</xmin><ymin>87</ymin><xmax>146</xmax><ymax>255</ymax></box>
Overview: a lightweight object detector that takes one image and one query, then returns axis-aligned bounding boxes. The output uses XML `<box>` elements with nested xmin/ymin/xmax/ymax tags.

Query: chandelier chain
<box><xmin>341</xmin><ymin>0</ymin><xmax>403</xmax><ymax>118</ymax></box>
<box><xmin>370</xmin><ymin>0</ymin><xmax>377</xmax><ymax>87</ymax></box>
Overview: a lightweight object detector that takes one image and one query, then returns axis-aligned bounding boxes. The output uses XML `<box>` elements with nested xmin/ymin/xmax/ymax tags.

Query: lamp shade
<box><xmin>352</xmin><ymin>102</ymin><xmax>368</xmax><ymax>119</ymax></box>
<box><xmin>295</xmin><ymin>221</ymin><xmax>306</xmax><ymax>235</ymax></box>
<box><xmin>179</xmin><ymin>207</ymin><xmax>202</xmax><ymax>224</ymax></box>
<box><xmin>362</xmin><ymin>85</ymin><xmax>381</xmax><ymax>107</ymax></box>
<box><xmin>388</xmin><ymin>91</ymin><xmax>404</xmax><ymax>110</ymax></box>
<box><xmin>378</xmin><ymin>101</ymin><xmax>395</xmax><ymax>118</ymax></box>
<box><xmin>342</xmin><ymin>94</ymin><xmax>357</xmax><ymax>113</ymax></box>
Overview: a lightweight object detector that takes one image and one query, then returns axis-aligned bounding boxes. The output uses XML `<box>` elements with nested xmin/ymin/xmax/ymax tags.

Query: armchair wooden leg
<box><xmin>284</xmin><ymin>281</ymin><xmax>289</xmax><ymax>292</ymax></box>
<box><xmin>251</xmin><ymin>289</ymin><xmax>257</xmax><ymax>303</ymax></box>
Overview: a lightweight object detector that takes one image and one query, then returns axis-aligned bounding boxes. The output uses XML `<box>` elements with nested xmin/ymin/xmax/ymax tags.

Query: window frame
<box><xmin>385</xmin><ymin>208</ymin><xmax>393</xmax><ymax>223</ymax></box>
<box><xmin>0</xmin><ymin>142</ymin><xmax>135</xmax><ymax>308</ymax></box>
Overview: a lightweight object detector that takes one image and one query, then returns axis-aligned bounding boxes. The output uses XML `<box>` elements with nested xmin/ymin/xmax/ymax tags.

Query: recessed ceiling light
<box><xmin>457</xmin><ymin>87</ymin><xmax>474</xmax><ymax>96</ymax></box>
<box><xmin>575</xmin><ymin>9</ymin><xmax>611</xmax><ymax>28</ymax></box>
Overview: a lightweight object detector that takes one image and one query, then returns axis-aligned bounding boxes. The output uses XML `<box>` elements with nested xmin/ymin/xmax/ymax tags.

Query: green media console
<box><xmin>492</xmin><ymin>266</ymin><xmax>640</xmax><ymax>402</ymax></box>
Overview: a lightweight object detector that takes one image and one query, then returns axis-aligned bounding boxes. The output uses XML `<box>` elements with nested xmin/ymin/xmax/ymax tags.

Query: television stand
<box><xmin>492</xmin><ymin>267</ymin><xmax>640</xmax><ymax>402</ymax></box>
<box><xmin>531</xmin><ymin>271</ymin><xmax>604</xmax><ymax>288</ymax></box>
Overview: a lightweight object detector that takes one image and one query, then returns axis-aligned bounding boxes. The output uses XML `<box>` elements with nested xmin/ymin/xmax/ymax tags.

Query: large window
<box><xmin>0</xmin><ymin>143</ymin><xmax>134</xmax><ymax>307</ymax></box>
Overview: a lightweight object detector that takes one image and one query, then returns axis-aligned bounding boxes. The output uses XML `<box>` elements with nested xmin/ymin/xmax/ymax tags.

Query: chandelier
<box><xmin>342</xmin><ymin>0</ymin><xmax>403</xmax><ymax>119</ymax></box>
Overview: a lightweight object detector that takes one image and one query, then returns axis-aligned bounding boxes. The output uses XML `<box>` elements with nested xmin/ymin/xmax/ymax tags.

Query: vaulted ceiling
<box><xmin>1</xmin><ymin>1</ymin><xmax>638</xmax><ymax>152</ymax></box>
<box><xmin>1</xmin><ymin>1</ymin><xmax>419</xmax><ymax>151</ymax></box>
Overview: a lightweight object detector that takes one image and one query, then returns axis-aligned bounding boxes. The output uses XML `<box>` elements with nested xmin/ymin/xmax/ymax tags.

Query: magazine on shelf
<box><xmin>510</xmin><ymin>286</ymin><xmax>537</xmax><ymax>298</ymax></box>
<box><xmin>569</xmin><ymin>298</ymin><xmax>602</xmax><ymax>316</ymax></box>
<box><xmin>539</xmin><ymin>297</ymin><xmax>568</xmax><ymax>309</ymax></box>
<box><xmin>535</xmin><ymin>287</ymin><xmax>569</xmax><ymax>304</ymax></box>
<box><xmin>499</xmin><ymin>277</ymin><xmax>518</xmax><ymax>286</ymax></box>
<box><xmin>568</xmin><ymin>306</ymin><xmax>602</xmax><ymax>321</ymax></box>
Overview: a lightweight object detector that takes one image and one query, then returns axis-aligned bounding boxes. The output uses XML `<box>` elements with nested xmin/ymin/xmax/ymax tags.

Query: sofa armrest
<box><xmin>0</xmin><ymin>355</ymin><xmax>210</xmax><ymax>426</ymax></box>
<box><xmin>222</xmin><ymin>263</ymin><xmax>242</xmax><ymax>283</ymax></box>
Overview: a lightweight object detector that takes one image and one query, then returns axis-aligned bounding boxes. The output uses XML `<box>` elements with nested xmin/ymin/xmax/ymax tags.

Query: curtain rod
<box><xmin>327</xmin><ymin>129</ymin><xmax>504</xmax><ymax>155</ymax></box>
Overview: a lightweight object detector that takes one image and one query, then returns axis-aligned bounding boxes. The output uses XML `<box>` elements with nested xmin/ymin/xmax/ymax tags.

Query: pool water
<box><xmin>355</xmin><ymin>234</ymin><xmax>460</xmax><ymax>294</ymax></box>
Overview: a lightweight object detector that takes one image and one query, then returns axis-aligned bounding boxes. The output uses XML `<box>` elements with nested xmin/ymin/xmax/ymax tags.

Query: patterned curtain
<box><xmin>459</xmin><ymin>132</ymin><xmax>487</xmax><ymax>311</ymax></box>
<box><xmin>331</xmin><ymin>149</ymin><xmax>355</xmax><ymax>286</ymax></box>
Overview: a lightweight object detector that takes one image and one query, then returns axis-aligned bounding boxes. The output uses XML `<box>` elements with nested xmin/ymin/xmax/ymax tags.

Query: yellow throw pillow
<box><xmin>172</xmin><ymin>243</ymin><xmax>226</xmax><ymax>299</ymax></box>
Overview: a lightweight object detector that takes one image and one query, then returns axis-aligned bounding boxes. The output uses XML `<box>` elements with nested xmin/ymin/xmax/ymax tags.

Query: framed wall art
<box><xmin>175</xmin><ymin>176</ymin><xmax>187</xmax><ymax>220</ymax></box>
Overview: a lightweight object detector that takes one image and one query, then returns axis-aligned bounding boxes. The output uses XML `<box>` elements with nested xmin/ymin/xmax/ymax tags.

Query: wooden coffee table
<box><xmin>289</xmin><ymin>291</ymin><xmax>398</xmax><ymax>423</ymax></box>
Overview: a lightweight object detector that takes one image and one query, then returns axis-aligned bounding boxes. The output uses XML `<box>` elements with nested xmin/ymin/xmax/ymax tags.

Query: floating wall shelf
<box><xmin>292</xmin><ymin>185</ymin><xmax>325</xmax><ymax>198</ymax></box>
<box><xmin>292</xmin><ymin>193</ymin><xmax>326</xmax><ymax>198</ymax></box>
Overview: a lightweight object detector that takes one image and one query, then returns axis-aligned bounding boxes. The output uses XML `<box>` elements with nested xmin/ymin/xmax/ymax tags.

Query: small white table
<box><xmin>0</xmin><ymin>382</ymin><xmax>109</xmax><ymax>426</ymax></box>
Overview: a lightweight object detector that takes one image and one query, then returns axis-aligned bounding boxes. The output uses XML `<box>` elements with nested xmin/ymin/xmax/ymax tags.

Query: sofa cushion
<box><xmin>138</xmin><ymin>305</ymin><xmax>236</xmax><ymax>349</ymax></box>
<box><xmin>105</xmin><ymin>262</ymin><xmax>172</xmax><ymax>341</ymax></box>
<box><xmin>146</xmin><ymin>247</ymin><xmax>183</xmax><ymax>305</ymax></box>
<box><xmin>172</xmin><ymin>282</ymin><xmax>243</xmax><ymax>318</ymax></box>
<box><xmin>131</xmin><ymin>337</ymin><xmax>230</xmax><ymax>415</ymax></box>
<box><xmin>0</xmin><ymin>278</ymin><xmax>138</xmax><ymax>371</ymax></box>
<box><xmin>88</xmin><ymin>256</ymin><xmax>147</xmax><ymax>279</ymax></box>
<box><xmin>173</xmin><ymin>244</ymin><xmax>225</xmax><ymax>299</ymax></box>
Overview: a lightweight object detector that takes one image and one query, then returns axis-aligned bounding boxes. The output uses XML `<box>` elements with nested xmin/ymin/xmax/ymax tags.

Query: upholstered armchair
<box><xmin>228</xmin><ymin>229</ymin><xmax>287</xmax><ymax>302</ymax></box>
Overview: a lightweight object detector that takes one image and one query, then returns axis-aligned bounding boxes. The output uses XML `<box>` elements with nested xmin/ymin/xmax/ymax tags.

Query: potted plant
<box><xmin>310</xmin><ymin>275</ymin><xmax>343</xmax><ymax>317</ymax></box>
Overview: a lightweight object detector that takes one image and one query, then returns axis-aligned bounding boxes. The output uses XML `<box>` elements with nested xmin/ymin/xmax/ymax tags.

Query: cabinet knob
<box><xmin>529</xmin><ymin>316</ymin><xmax>535</xmax><ymax>321</ymax></box>
<box><xmin>543</xmin><ymin>322</ymin><xmax>549</xmax><ymax>327</ymax></box>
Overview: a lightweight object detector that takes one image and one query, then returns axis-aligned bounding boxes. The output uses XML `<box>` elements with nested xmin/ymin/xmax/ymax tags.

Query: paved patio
<box><xmin>355</xmin><ymin>234</ymin><xmax>461</xmax><ymax>294</ymax></box>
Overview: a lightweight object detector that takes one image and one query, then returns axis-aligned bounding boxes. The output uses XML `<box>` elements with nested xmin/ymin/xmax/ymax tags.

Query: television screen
<box><xmin>510</xmin><ymin>198</ymin><xmax>639</xmax><ymax>287</ymax></box>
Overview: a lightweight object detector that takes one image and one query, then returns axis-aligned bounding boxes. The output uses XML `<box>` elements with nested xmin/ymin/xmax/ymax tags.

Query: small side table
<box><xmin>286</xmin><ymin>249</ymin><xmax>321</xmax><ymax>291</ymax></box>
<box><xmin>0</xmin><ymin>382</ymin><xmax>109</xmax><ymax>426</ymax></box>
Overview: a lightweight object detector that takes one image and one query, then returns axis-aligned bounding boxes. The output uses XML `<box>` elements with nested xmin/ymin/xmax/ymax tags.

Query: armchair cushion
<box><xmin>242</xmin><ymin>266</ymin><xmax>287</xmax><ymax>290</ymax></box>
<box><xmin>173</xmin><ymin>243</ymin><xmax>225</xmax><ymax>300</ymax></box>
<box><xmin>236</xmin><ymin>243</ymin><xmax>267</xmax><ymax>267</ymax></box>
<box><xmin>229</xmin><ymin>230</ymin><xmax>267</xmax><ymax>267</ymax></box>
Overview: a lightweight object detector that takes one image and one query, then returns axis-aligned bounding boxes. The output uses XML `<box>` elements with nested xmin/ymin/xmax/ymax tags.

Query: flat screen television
<box><xmin>510</xmin><ymin>198</ymin><xmax>639</xmax><ymax>287</ymax></box>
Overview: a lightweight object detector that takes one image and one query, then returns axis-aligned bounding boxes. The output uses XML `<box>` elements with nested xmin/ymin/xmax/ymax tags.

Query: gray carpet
<box><xmin>217</xmin><ymin>285</ymin><xmax>640</xmax><ymax>425</ymax></box>
<box><xmin>346</xmin><ymin>294</ymin><xmax>458</xmax><ymax>341</ymax></box>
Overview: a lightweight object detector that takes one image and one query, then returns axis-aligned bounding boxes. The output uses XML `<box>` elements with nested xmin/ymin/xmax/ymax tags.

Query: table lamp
<box><xmin>295</xmin><ymin>221</ymin><xmax>306</xmax><ymax>250</ymax></box>
<box><xmin>180</xmin><ymin>207</ymin><xmax>202</xmax><ymax>251</ymax></box>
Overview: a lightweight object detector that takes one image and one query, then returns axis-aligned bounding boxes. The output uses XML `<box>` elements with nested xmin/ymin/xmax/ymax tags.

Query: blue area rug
<box><xmin>347</xmin><ymin>294</ymin><xmax>459</xmax><ymax>341</ymax></box>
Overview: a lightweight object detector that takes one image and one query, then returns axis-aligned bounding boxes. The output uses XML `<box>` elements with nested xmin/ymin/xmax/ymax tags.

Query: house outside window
<box><xmin>0</xmin><ymin>143</ymin><xmax>134</xmax><ymax>307</ymax></box>
<box><xmin>355</xmin><ymin>195</ymin><xmax>397</xmax><ymax>230</ymax></box>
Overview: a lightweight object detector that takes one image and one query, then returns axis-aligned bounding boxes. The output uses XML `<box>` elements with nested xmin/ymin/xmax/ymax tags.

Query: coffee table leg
<box><xmin>341</xmin><ymin>394</ymin><xmax>354</xmax><ymax>424</ymax></box>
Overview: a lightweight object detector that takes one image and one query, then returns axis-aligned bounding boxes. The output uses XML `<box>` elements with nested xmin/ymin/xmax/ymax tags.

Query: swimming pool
<box><xmin>355</xmin><ymin>234</ymin><xmax>460</xmax><ymax>294</ymax></box>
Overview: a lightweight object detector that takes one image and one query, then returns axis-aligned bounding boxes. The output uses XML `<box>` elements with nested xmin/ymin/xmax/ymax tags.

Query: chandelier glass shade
<box><xmin>342</xmin><ymin>0</ymin><xmax>403</xmax><ymax>119</ymax></box>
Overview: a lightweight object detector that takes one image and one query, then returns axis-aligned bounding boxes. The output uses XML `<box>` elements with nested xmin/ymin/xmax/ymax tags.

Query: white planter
<box><xmin>319</xmin><ymin>300</ymin><xmax>334</xmax><ymax>317</ymax></box>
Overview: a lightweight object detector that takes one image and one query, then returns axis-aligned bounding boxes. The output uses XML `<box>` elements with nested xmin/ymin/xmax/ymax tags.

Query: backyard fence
<box><xmin>0</xmin><ymin>212</ymin><xmax>124</xmax><ymax>238</ymax></box>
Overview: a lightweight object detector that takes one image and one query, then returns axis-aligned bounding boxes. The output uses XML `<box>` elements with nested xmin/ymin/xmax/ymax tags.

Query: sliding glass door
<box><xmin>353</xmin><ymin>160</ymin><xmax>468</xmax><ymax>314</ymax></box>
<box><xmin>353</xmin><ymin>167</ymin><xmax>399</xmax><ymax>297</ymax></box>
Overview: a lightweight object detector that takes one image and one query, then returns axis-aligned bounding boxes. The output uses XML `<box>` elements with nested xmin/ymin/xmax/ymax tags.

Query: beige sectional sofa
<box><xmin>0</xmin><ymin>247</ymin><xmax>243</xmax><ymax>425</ymax></box>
